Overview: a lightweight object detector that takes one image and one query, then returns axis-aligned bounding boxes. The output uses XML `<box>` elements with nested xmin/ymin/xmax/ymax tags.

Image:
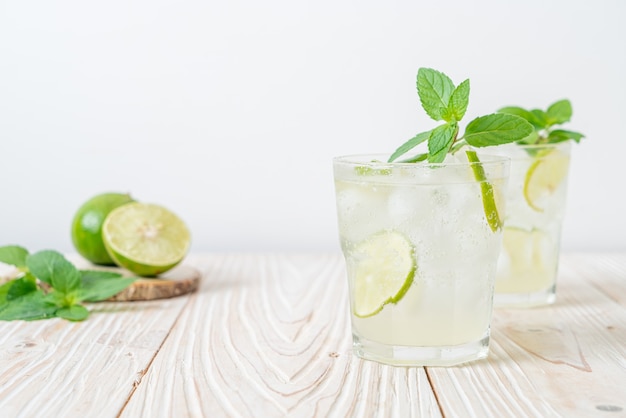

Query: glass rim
<box><xmin>333</xmin><ymin>152</ymin><xmax>511</xmax><ymax>168</ymax></box>
<box><xmin>505</xmin><ymin>142</ymin><xmax>572</xmax><ymax>150</ymax></box>
<box><xmin>493</xmin><ymin>141</ymin><xmax>572</xmax><ymax>161</ymax></box>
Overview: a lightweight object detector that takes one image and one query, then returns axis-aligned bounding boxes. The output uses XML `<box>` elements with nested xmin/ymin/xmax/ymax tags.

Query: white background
<box><xmin>1</xmin><ymin>0</ymin><xmax>624</xmax><ymax>253</ymax></box>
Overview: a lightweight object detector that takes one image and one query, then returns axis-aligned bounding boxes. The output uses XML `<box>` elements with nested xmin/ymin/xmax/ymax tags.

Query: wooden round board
<box><xmin>69</xmin><ymin>257</ymin><xmax>201</xmax><ymax>302</ymax></box>
<box><xmin>107</xmin><ymin>264</ymin><xmax>201</xmax><ymax>302</ymax></box>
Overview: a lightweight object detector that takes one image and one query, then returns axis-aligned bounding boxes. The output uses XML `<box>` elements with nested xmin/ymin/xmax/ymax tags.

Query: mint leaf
<box><xmin>399</xmin><ymin>153</ymin><xmax>428</xmax><ymax>163</ymax></box>
<box><xmin>517</xmin><ymin>130</ymin><xmax>540</xmax><ymax>145</ymax></box>
<box><xmin>546</xmin><ymin>99</ymin><xmax>572</xmax><ymax>125</ymax></box>
<box><xmin>498</xmin><ymin>99</ymin><xmax>583</xmax><ymax>145</ymax></box>
<box><xmin>26</xmin><ymin>250</ymin><xmax>81</xmax><ymax>293</ymax></box>
<box><xmin>0</xmin><ymin>246</ymin><xmax>29</xmax><ymax>268</ymax></box>
<box><xmin>1</xmin><ymin>245</ymin><xmax>138</xmax><ymax>322</ymax></box>
<box><xmin>56</xmin><ymin>305</ymin><xmax>89</xmax><ymax>321</ymax></box>
<box><xmin>6</xmin><ymin>276</ymin><xmax>38</xmax><ymax>300</ymax></box>
<box><xmin>444</xmin><ymin>79</ymin><xmax>470</xmax><ymax>121</ymax></box>
<box><xmin>417</xmin><ymin>68</ymin><xmax>455</xmax><ymax>121</ymax></box>
<box><xmin>428</xmin><ymin>123</ymin><xmax>457</xmax><ymax>163</ymax></box>
<box><xmin>0</xmin><ymin>290</ymin><xmax>58</xmax><ymax>321</ymax></box>
<box><xmin>388</xmin><ymin>130</ymin><xmax>432</xmax><ymax>162</ymax></box>
<box><xmin>44</xmin><ymin>289</ymin><xmax>78</xmax><ymax>309</ymax></box>
<box><xmin>498</xmin><ymin>106</ymin><xmax>545</xmax><ymax>129</ymax></box>
<box><xmin>548</xmin><ymin>129</ymin><xmax>585</xmax><ymax>143</ymax></box>
<box><xmin>78</xmin><ymin>270</ymin><xmax>136</xmax><ymax>302</ymax></box>
<box><xmin>463</xmin><ymin>114</ymin><xmax>533</xmax><ymax>147</ymax></box>
<box><xmin>0</xmin><ymin>280</ymin><xmax>13</xmax><ymax>302</ymax></box>
<box><xmin>530</xmin><ymin>109</ymin><xmax>548</xmax><ymax>127</ymax></box>
<box><xmin>498</xmin><ymin>106</ymin><xmax>534</xmax><ymax>120</ymax></box>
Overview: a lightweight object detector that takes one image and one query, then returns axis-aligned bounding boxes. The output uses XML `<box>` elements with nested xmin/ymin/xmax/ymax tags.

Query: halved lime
<box><xmin>523</xmin><ymin>150</ymin><xmax>569</xmax><ymax>212</ymax></box>
<box><xmin>351</xmin><ymin>230</ymin><xmax>415</xmax><ymax>318</ymax></box>
<box><xmin>102</xmin><ymin>203</ymin><xmax>191</xmax><ymax>277</ymax></box>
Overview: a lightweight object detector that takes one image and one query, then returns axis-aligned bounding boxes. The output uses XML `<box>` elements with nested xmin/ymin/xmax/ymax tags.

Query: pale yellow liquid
<box><xmin>336</xmin><ymin>172</ymin><xmax>504</xmax><ymax>349</ymax></box>
<box><xmin>494</xmin><ymin>143</ymin><xmax>570</xmax><ymax>305</ymax></box>
<box><xmin>495</xmin><ymin>227</ymin><xmax>559</xmax><ymax>294</ymax></box>
<box><xmin>350</xmin><ymin>272</ymin><xmax>493</xmax><ymax>347</ymax></box>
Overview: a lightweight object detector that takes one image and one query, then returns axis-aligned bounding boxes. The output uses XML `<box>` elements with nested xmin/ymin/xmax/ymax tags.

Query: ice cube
<box><xmin>387</xmin><ymin>185</ymin><xmax>433</xmax><ymax>227</ymax></box>
<box><xmin>335</xmin><ymin>181</ymin><xmax>391</xmax><ymax>243</ymax></box>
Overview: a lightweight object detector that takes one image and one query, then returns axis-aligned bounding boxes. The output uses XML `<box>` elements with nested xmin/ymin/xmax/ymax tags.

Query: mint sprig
<box><xmin>389</xmin><ymin>68</ymin><xmax>533</xmax><ymax>164</ymax></box>
<box><xmin>385</xmin><ymin>68</ymin><xmax>533</xmax><ymax>232</ymax></box>
<box><xmin>0</xmin><ymin>245</ymin><xmax>136</xmax><ymax>321</ymax></box>
<box><xmin>497</xmin><ymin>99</ymin><xmax>585</xmax><ymax>145</ymax></box>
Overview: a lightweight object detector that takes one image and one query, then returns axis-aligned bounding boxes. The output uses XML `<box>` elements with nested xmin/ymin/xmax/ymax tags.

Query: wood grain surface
<box><xmin>119</xmin><ymin>254</ymin><xmax>441</xmax><ymax>418</ymax></box>
<box><xmin>1</xmin><ymin>253</ymin><xmax>625</xmax><ymax>418</ymax></box>
<box><xmin>427</xmin><ymin>253</ymin><xmax>626</xmax><ymax>418</ymax></box>
<box><xmin>0</xmin><ymin>295</ymin><xmax>190</xmax><ymax>417</ymax></box>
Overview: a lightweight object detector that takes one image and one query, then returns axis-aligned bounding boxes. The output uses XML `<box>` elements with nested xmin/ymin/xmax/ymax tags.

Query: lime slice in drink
<box><xmin>523</xmin><ymin>150</ymin><xmax>569</xmax><ymax>212</ymax></box>
<box><xmin>501</xmin><ymin>226</ymin><xmax>552</xmax><ymax>279</ymax></box>
<box><xmin>502</xmin><ymin>226</ymin><xmax>546</xmax><ymax>266</ymax></box>
<box><xmin>102</xmin><ymin>202</ymin><xmax>191</xmax><ymax>277</ymax></box>
<box><xmin>351</xmin><ymin>230</ymin><xmax>415</xmax><ymax>318</ymax></box>
<box><xmin>467</xmin><ymin>150</ymin><xmax>502</xmax><ymax>232</ymax></box>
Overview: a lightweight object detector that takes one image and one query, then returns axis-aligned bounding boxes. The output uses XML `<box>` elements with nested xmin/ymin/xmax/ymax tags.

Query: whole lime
<box><xmin>71</xmin><ymin>192</ymin><xmax>135</xmax><ymax>265</ymax></box>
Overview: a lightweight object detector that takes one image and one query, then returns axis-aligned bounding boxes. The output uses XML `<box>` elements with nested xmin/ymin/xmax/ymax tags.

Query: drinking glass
<box><xmin>493</xmin><ymin>142</ymin><xmax>571</xmax><ymax>307</ymax></box>
<box><xmin>333</xmin><ymin>153</ymin><xmax>510</xmax><ymax>366</ymax></box>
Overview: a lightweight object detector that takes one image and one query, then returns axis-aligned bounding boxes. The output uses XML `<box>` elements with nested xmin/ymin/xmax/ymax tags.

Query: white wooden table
<box><xmin>1</xmin><ymin>253</ymin><xmax>625</xmax><ymax>418</ymax></box>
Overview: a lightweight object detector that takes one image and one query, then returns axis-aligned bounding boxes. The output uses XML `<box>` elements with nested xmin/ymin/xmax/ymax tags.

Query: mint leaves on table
<box><xmin>497</xmin><ymin>99</ymin><xmax>585</xmax><ymax>145</ymax></box>
<box><xmin>0</xmin><ymin>245</ymin><xmax>136</xmax><ymax>322</ymax></box>
<box><xmin>389</xmin><ymin>68</ymin><xmax>534</xmax><ymax>164</ymax></box>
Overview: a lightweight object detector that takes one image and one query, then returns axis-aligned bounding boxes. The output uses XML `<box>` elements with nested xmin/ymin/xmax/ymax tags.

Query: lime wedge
<box><xmin>102</xmin><ymin>203</ymin><xmax>191</xmax><ymax>277</ymax></box>
<box><xmin>523</xmin><ymin>150</ymin><xmax>569</xmax><ymax>212</ymax></box>
<box><xmin>501</xmin><ymin>226</ymin><xmax>550</xmax><ymax>276</ymax></box>
<box><xmin>466</xmin><ymin>150</ymin><xmax>502</xmax><ymax>232</ymax></box>
<box><xmin>351</xmin><ymin>231</ymin><xmax>415</xmax><ymax>318</ymax></box>
<box><xmin>354</xmin><ymin>164</ymin><xmax>391</xmax><ymax>176</ymax></box>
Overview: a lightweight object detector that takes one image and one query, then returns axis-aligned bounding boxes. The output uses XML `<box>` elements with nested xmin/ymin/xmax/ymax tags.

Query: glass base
<box><xmin>494</xmin><ymin>285</ymin><xmax>556</xmax><ymax>308</ymax></box>
<box><xmin>352</xmin><ymin>333</ymin><xmax>490</xmax><ymax>367</ymax></box>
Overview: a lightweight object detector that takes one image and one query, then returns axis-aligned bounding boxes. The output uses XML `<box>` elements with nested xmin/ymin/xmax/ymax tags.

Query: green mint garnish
<box><xmin>416</xmin><ymin>68</ymin><xmax>456</xmax><ymax>121</ymax></box>
<box><xmin>428</xmin><ymin>123</ymin><xmax>459</xmax><ymax>163</ymax></box>
<box><xmin>387</xmin><ymin>67</ymin><xmax>533</xmax><ymax>232</ymax></box>
<box><xmin>0</xmin><ymin>288</ymin><xmax>58</xmax><ymax>321</ymax></box>
<box><xmin>78</xmin><ymin>270</ymin><xmax>137</xmax><ymax>302</ymax></box>
<box><xmin>497</xmin><ymin>99</ymin><xmax>585</xmax><ymax>145</ymax></box>
<box><xmin>0</xmin><ymin>246</ymin><xmax>136</xmax><ymax>322</ymax></box>
<box><xmin>388</xmin><ymin>131</ymin><xmax>431</xmax><ymax>163</ymax></box>
<box><xmin>389</xmin><ymin>68</ymin><xmax>533</xmax><ymax>164</ymax></box>
<box><xmin>0</xmin><ymin>246</ymin><xmax>29</xmax><ymax>268</ymax></box>
<box><xmin>463</xmin><ymin>114</ymin><xmax>536</xmax><ymax>147</ymax></box>
<box><xmin>56</xmin><ymin>305</ymin><xmax>89</xmax><ymax>321</ymax></box>
<box><xmin>27</xmin><ymin>250</ymin><xmax>81</xmax><ymax>294</ymax></box>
